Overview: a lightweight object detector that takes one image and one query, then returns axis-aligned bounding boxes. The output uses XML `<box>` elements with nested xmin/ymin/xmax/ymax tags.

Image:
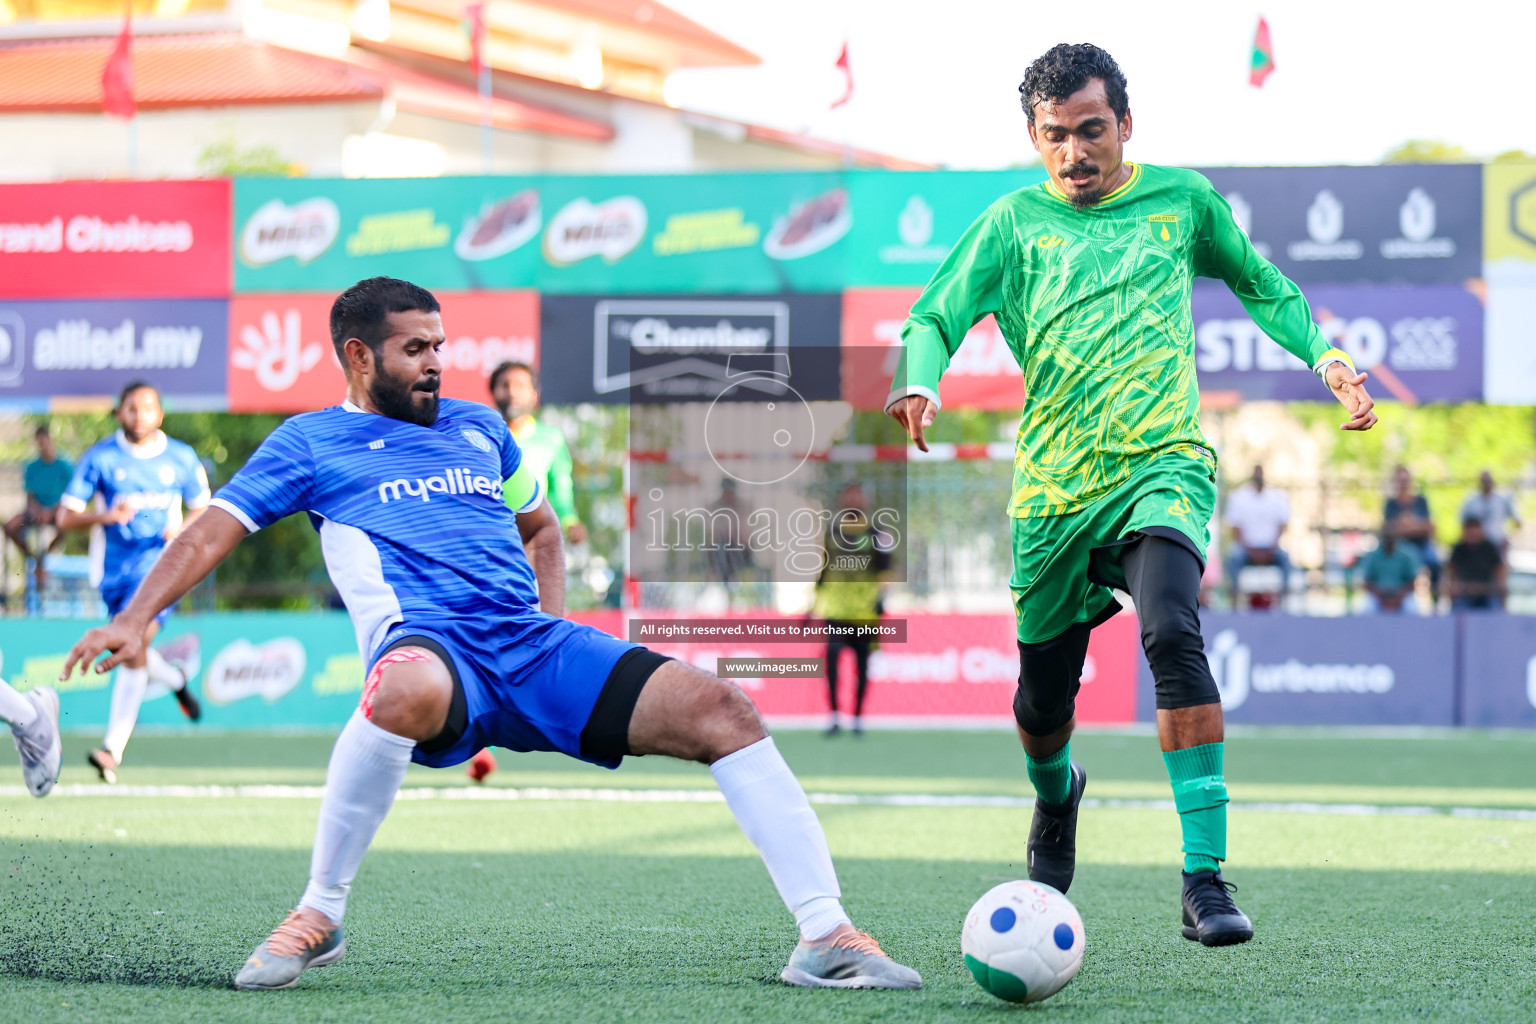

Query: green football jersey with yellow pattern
<box><xmin>889</xmin><ymin>162</ymin><xmax>1349</xmax><ymax>519</ymax></box>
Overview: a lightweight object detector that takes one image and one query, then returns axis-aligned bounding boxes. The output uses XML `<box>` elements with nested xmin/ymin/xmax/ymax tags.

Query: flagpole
<box><xmin>479</xmin><ymin>62</ymin><xmax>492</xmax><ymax>173</ymax></box>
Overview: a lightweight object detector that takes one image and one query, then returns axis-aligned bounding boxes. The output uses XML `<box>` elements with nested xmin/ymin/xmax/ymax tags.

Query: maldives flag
<box><xmin>1249</xmin><ymin>16</ymin><xmax>1275</xmax><ymax>88</ymax></box>
<box><xmin>102</xmin><ymin>5</ymin><xmax>134</xmax><ymax>119</ymax></box>
<box><xmin>463</xmin><ymin>2</ymin><xmax>487</xmax><ymax>75</ymax></box>
<box><xmin>831</xmin><ymin>41</ymin><xmax>853</xmax><ymax>109</ymax></box>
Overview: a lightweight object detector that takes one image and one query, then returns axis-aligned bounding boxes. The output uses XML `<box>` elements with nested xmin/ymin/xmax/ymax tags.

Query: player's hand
<box><xmin>566</xmin><ymin>521</ymin><xmax>587</xmax><ymax>545</ymax></box>
<box><xmin>1326</xmin><ymin>364</ymin><xmax>1377</xmax><ymax>431</ymax></box>
<box><xmin>106</xmin><ymin>500</ymin><xmax>136</xmax><ymax>525</ymax></box>
<box><xmin>887</xmin><ymin>395</ymin><xmax>938</xmax><ymax>452</ymax></box>
<box><xmin>62</xmin><ymin>619</ymin><xmax>145</xmax><ymax>678</ymax></box>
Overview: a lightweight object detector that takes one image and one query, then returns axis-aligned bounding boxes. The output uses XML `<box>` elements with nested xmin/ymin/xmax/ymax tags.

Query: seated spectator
<box><xmin>1358</xmin><ymin>529</ymin><xmax>1421</xmax><ymax>614</ymax></box>
<box><xmin>1460</xmin><ymin>470</ymin><xmax>1520</xmax><ymax>553</ymax></box>
<box><xmin>4</xmin><ymin>424</ymin><xmax>73</xmax><ymax>587</ymax></box>
<box><xmin>1384</xmin><ymin>465</ymin><xmax>1441</xmax><ymax>597</ymax></box>
<box><xmin>1223</xmin><ymin>464</ymin><xmax>1292</xmax><ymax>606</ymax></box>
<box><xmin>1446</xmin><ymin>516</ymin><xmax>1505</xmax><ymax>611</ymax></box>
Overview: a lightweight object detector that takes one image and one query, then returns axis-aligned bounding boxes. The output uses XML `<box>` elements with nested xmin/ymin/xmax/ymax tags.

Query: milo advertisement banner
<box><xmin>235</xmin><ymin>173</ymin><xmax>853</xmax><ymax>295</ymax></box>
<box><xmin>233</xmin><ymin>171</ymin><xmax>1049</xmax><ymax>296</ymax></box>
<box><xmin>0</xmin><ymin>614</ymin><xmax>368</xmax><ymax>732</ymax></box>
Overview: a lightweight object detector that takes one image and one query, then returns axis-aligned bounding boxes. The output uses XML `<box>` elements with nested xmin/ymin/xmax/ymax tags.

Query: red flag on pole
<box><xmin>1249</xmin><ymin>16</ymin><xmax>1276</xmax><ymax>88</ymax></box>
<box><xmin>102</xmin><ymin>3</ymin><xmax>134</xmax><ymax>120</ymax></box>
<box><xmin>463</xmin><ymin>2</ymin><xmax>487</xmax><ymax>75</ymax></box>
<box><xmin>831</xmin><ymin>41</ymin><xmax>853</xmax><ymax>109</ymax></box>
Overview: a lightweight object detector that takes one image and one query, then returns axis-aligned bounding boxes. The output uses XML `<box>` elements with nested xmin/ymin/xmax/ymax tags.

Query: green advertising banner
<box><xmin>233</xmin><ymin>169</ymin><xmax>1046</xmax><ymax>295</ymax></box>
<box><xmin>4</xmin><ymin>613</ymin><xmax>365</xmax><ymax>732</ymax></box>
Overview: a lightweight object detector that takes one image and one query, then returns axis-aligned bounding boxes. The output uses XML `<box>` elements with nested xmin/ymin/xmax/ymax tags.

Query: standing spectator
<box><xmin>1357</xmin><ymin>529</ymin><xmax>1421</xmax><ymax>614</ymax></box>
<box><xmin>1383</xmin><ymin>465</ymin><xmax>1440</xmax><ymax>599</ymax></box>
<box><xmin>1222</xmin><ymin>465</ymin><xmax>1292</xmax><ymax>606</ymax></box>
<box><xmin>5</xmin><ymin>425</ymin><xmax>74</xmax><ymax>589</ymax></box>
<box><xmin>1460</xmin><ymin>470</ymin><xmax>1521</xmax><ymax>552</ymax></box>
<box><xmin>1445</xmin><ymin>516</ymin><xmax>1505</xmax><ymax>611</ymax></box>
<box><xmin>814</xmin><ymin>484</ymin><xmax>890</xmax><ymax>737</ymax></box>
<box><xmin>489</xmin><ymin>362</ymin><xmax>586</xmax><ymax>545</ymax></box>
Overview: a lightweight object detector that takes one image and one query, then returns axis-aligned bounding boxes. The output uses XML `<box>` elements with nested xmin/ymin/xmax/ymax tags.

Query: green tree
<box><xmin>196</xmin><ymin>137</ymin><xmax>303</xmax><ymax>178</ymax></box>
<box><xmin>1381</xmin><ymin>139</ymin><xmax>1474</xmax><ymax>164</ymax></box>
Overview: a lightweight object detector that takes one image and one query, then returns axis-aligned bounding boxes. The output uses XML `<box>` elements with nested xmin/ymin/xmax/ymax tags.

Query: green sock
<box><xmin>1162</xmin><ymin>742</ymin><xmax>1227</xmax><ymax>875</ymax></box>
<box><xmin>1026</xmin><ymin>742</ymin><xmax>1072</xmax><ymax>806</ymax></box>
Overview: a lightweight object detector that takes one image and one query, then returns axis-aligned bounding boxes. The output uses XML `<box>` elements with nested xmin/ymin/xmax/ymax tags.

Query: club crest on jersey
<box><xmin>461</xmin><ymin>428</ymin><xmax>494</xmax><ymax>454</ymax></box>
<box><xmin>1149</xmin><ymin>214</ymin><xmax>1180</xmax><ymax>250</ymax></box>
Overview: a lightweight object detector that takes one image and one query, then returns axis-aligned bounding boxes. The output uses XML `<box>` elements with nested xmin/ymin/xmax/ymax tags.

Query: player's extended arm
<box><xmin>884</xmin><ymin>208</ymin><xmax>1007</xmax><ymax>450</ymax></box>
<box><xmin>517</xmin><ymin>497</ymin><xmax>565</xmax><ymax>618</ymax></box>
<box><xmin>1195</xmin><ymin>185</ymin><xmax>1377</xmax><ymax>431</ymax></box>
<box><xmin>62</xmin><ymin>507</ymin><xmax>248</xmax><ymax>677</ymax></box>
<box><xmin>56</xmin><ymin>502</ymin><xmax>134</xmax><ymax>531</ymax></box>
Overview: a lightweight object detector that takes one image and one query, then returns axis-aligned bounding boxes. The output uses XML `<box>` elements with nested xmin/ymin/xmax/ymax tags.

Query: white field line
<box><xmin>3</xmin><ymin>784</ymin><xmax>1536</xmax><ymax>820</ymax></box>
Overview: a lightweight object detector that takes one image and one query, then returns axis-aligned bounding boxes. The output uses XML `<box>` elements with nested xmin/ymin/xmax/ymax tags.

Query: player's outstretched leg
<box><xmin>1015</xmin><ymin>621</ymin><xmax>1093</xmax><ymax>894</ymax></box>
<box><xmin>90</xmin><ymin>664</ymin><xmax>150</xmax><ymax>784</ymax></box>
<box><xmin>149</xmin><ymin>634</ymin><xmax>203</xmax><ymax>722</ymax></box>
<box><xmin>628</xmin><ymin>660</ymin><xmax>920</xmax><ymax>990</ymax></box>
<box><xmin>0</xmin><ymin>675</ymin><xmax>61</xmax><ymax>798</ymax></box>
<box><xmin>235</xmin><ymin>648</ymin><xmax>431</xmax><ymax>990</ymax></box>
<box><xmin>1123</xmin><ymin>535</ymin><xmax>1253</xmax><ymax>946</ymax></box>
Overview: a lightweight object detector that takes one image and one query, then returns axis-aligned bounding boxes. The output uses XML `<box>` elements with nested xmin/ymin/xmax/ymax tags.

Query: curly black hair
<box><xmin>1018</xmin><ymin>43</ymin><xmax>1129</xmax><ymax>127</ymax></box>
<box><xmin>329</xmin><ymin>276</ymin><xmax>441</xmax><ymax>363</ymax></box>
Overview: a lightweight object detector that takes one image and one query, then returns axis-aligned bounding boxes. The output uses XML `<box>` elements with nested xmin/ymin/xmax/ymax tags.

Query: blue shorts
<box><xmin>371</xmin><ymin>615</ymin><xmax>641</xmax><ymax>771</ymax></box>
<box><xmin>102</xmin><ymin>579</ymin><xmax>172</xmax><ymax>628</ymax></box>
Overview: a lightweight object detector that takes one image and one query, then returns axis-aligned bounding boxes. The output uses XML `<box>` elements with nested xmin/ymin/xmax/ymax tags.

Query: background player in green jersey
<box><xmin>886</xmin><ymin>43</ymin><xmax>1378</xmax><ymax>947</ymax></box>
<box><xmin>491</xmin><ymin>361</ymin><xmax>586</xmax><ymax>545</ymax></box>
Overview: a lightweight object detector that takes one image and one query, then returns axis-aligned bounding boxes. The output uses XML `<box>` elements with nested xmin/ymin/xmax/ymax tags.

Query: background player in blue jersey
<box><xmin>57</xmin><ymin>381</ymin><xmax>208</xmax><ymax>783</ymax></box>
<box><xmin>62</xmin><ymin>277</ymin><xmax>922</xmax><ymax>994</ymax></box>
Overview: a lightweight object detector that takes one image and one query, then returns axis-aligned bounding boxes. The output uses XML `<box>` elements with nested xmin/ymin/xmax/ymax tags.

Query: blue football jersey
<box><xmin>212</xmin><ymin>399</ymin><xmax>546</xmax><ymax>661</ymax></box>
<box><xmin>61</xmin><ymin>431</ymin><xmax>211</xmax><ymax>592</ymax></box>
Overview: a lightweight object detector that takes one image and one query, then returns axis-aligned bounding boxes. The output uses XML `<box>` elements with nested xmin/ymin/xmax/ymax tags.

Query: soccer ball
<box><xmin>961</xmin><ymin>880</ymin><xmax>1084</xmax><ymax>1003</ymax></box>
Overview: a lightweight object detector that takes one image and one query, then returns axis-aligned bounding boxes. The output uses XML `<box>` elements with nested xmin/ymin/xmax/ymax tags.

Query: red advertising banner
<box><xmin>0</xmin><ymin>180</ymin><xmax>232</xmax><ymax>299</ymax></box>
<box><xmin>841</xmin><ymin>287</ymin><xmax>1022</xmax><ymax>411</ymax></box>
<box><xmin>570</xmin><ymin>610</ymin><xmax>1139</xmax><ymax>725</ymax></box>
<box><xmin>229</xmin><ymin>290</ymin><xmax>538</xmax><ymax>412</ymax></box>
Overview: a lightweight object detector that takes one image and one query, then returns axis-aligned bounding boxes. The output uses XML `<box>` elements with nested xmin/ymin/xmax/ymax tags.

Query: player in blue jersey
<box><xmin>57</xmin><ymin>381</ymin><xmax>208</xmax><ymax>783</ymax></box>
<box><xmin>62</xmin><ymin>277</ymin><xmax>922</xmax><ymax>994</ymax></box>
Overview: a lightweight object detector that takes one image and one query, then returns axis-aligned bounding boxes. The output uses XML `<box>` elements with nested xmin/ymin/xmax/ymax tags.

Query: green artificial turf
<box><xmin>3</xmin><ymin>728</ymin><xmax>1536</xmax><ymax>1022</ymax></box>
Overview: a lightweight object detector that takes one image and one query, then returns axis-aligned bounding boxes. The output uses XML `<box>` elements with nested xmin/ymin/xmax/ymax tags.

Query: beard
<box><xmin>370</xmin><ymin>368</ymin><xmax>440</xmax><ymax>426</ymax></box>
<box><xmin>1061</xmin><ymin>161</ymin><xmax>1103</xmax><ymax>210</ymax></box>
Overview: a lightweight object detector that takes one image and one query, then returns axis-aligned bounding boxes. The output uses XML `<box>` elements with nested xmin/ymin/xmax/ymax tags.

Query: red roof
<box><xmin>0</xmin><ymin>34</ymin><xmax>384</xmax><ymax>112</ymax></box>
<box><xmin>0</xmin><ymin>34</ymin><xmax>614</xmax><ymax>140</ymax></box>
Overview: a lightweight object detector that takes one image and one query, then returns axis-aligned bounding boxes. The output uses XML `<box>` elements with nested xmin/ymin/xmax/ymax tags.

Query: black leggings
<box><xmin>827</xmin><ymin>639</ymin><xmax>872</xmax><ymax>717</ymax></box>
<box><xmin>1013</xmin><ymin>533</ymin><xmax>1220</xmax><ymax>737</ymax></box>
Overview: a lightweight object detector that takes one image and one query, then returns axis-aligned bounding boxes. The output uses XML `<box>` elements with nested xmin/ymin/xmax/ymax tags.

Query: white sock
<box><xmin>0</xmin><ymin>677</ymin><xmax>36</xmax><ymax>730</ymax></box>
<box><xmin>710</xmin><ymin>737</ymin><xmax>851</xmax><ymax>941</ymax></box>
<box><xmin>145</xmin><ymin>648</ymin><xmax>186</xmax><ymax>692</ymax></box>
<box><xmin>104</xmin><ymin>666</ymin><xmax>149</xmax><ymax>761</ymax></box>
<box><xmin>298</xmin><ymin>710</ymin><xmax>415</xmax><ymax>924</ymax></box>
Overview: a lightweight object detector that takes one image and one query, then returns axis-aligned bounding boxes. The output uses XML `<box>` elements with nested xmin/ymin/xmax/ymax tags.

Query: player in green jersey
<box><xmin>491</xmin><ymin>361</ymin><xmax>586</xmax><ymax>545</ymax></box>
<box><xmin>886</xmin><ymin>43</ymin><xmax>1378</xmax><ymax>946</ymax></box>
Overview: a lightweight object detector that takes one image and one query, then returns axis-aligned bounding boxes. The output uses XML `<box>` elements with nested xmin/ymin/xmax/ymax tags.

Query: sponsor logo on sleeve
<box><xmin>239</xmin><ymin>198</ymin><xmax>341</xmax><ymax>266</ymax></box>
<box><xmin>544</xmin><ymin>197</ymin><xmax>647</xmax><ymax>265</ymax></box>
<box><xmin>455</xmin><ymin>189</ymin><xmax>541</xmax><ymax>261</ymax></box>
<box><xmin>1287</xmin><ymin>190</ymin><xmax>1363</xmax><ymax>261</ymax></box>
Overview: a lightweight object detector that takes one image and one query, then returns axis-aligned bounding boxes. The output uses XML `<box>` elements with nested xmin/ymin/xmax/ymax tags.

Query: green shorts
<box><xmin>1009</xmin><ymin>453</ymin><xmax>1216</xmax><ymax>644</ymax></box>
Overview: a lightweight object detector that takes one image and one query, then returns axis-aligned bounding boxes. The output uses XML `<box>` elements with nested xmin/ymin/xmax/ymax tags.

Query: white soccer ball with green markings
<box><xmin>961</xmin><ymin>879</ymin><xmax>1084</xmax><ymax>1002</ymax></box>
